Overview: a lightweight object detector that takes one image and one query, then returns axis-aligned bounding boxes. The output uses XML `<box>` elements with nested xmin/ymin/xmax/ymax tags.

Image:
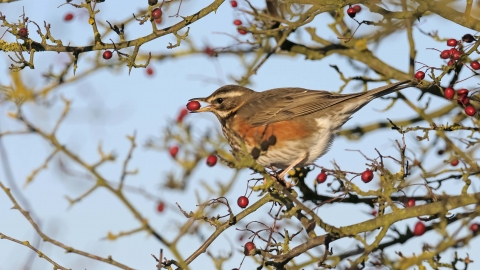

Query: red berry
<box><xmin>156</xmin><ymin>201</ymin><xmax>165</xmax><ymax>212</ymax></box>
<box><xmin>102</xmin><ymin>50</ymin><xmax>113</xmax><ymax>60</ymax></box>
<box><xmin>206</xmin><ymin>155</ymin><xmax>217</xmax><ymax>167</ymax></box>
<box><xmin>347</xmin><ymin>7</ymin><xmax>356</xmax><ymax>18</ymax></box>
<box><xmin>413</xmin><ymin>221</ymin><xmax>426</xmax><ymax>236</ymax></box>
<box><xmin>457</xmin><ymin>95</ymin><xmax>469</xmax><ymax>106</ymax></box>
<box><xmin>406</xmin><ymin>198</ymin><xmax>416</xmax><ymax>208</ymax></box>
<box><xmin>448</xmin><ymin>59</ymin><xmax>456</xmax><ymax>66</ymax></box>
<box><xmin>18</xmin><ymin>27</ymin><xmax>28</xmax><ymax>38</ymax></box>
<box><xmin>451</xmin><ymin>49</ymin><xmax>462</xmax><ymax>60</ymax></box>
<box><xmin>237</xmin><ymin>29</ymin><xmax>247</xmax><ymax>35</ymax></box>
<box><xmin>186</xmin><ymin>100</ymin><xmax>201</xmax><ymax>111</ymax></box>
<box><xmin>146</xmin><ymin>67</ymin><xmax>154</xmax><ymax>76</ymax></box>
<box><xmin>155</xmin><ymin>17</ymin><xmax>162</xmax><ymax>24</ymax></box>
<box><xmin>352</xmin><ymin>5</ymin><xmax>362</xmax><ymax>13</ymax></box>
<box><xmin>470</xmin><ymin>223</ymin><xmax>480</xmax><ymax>233</ymax></box>
<box><xmin>169</xmin><ymin>146</ymin><xmax>179</xmax><ymax>158</ymax></box>
<box><xmin>462</xmin><ymin>34</ymin><xmax>475</xmax><ymax>43</ymax></box>
<box><xmin>230</xmin><ymin>0</ymin><xmax>238</xmax><ymax>7</ymax></box>
<box><xmin>237</xmin><ymin>196</ymin><xmax>249</xmax><ymax>208</ymax></box>
<box><xmin>177</xmin><ymin>108</ymin><xmax>189</xmax><ymax>123</ymax></box>
<box><xmin>457</xmin><ymin>88</ymin><xmax>469</xmax><ymax>96</ymax></box>
<box><xmin>316</xmin><ymin>171</ymin><xmax>327</xmax><ymax>184</ymax></box>
<box><xmin>244</xmin><ymin>242</ymin><xmax>256</xmax><ymax>256</ymax></box>
<box><xmin>64</xmin><ymin>13</ymin><xmax>74</xmax><ymax>21</ymax></box>
<box><xmin>471</xmin><ymin>61</ymin><xmax>480</xmax><ymax>70</ymax></box>
<box><xmin>447</xmin><ymin>38</ymin><xmax>458</xmax><ymax>47</ymax></box>
<box><xmin>414</xmin><ymin>71</ymin><xmax>425</xmax><ymax>80</ymax></box>
<box><xmin>450</xmin><ymin>159</ymin><xmax>459</xmax><ymax>166</ymax></box>
<box><xmin>233</xmin><ymin>19</ymin><xmax>242</xmax><ymax>26</ymax></box>
<box><xmin>205</xmin><ymin>47</ymin><xmax>214</xmax><ymax>57</ymax></box>
<box><xmin>361</xmin><ymin>170</ymin><xmax>373</xmax><ymax>183</ymax></box>
<box><xmin>444</xmin><ymin>87</ymin><xmax>455</xmax><ymax>100</ymax></box>
<box><xmin>152</xmin><ymin>8</ymin><xmax>162</xmax><ymax>19</ymax></box>
<box><xmin>465</xmin><ymin>105</ymin><xmax>476</xmax><ymax>116</ymax></box>
<box><xmin>440</xmin><ymin>50</ymin><xmax>450</xmax><ymax>59</ymax></box>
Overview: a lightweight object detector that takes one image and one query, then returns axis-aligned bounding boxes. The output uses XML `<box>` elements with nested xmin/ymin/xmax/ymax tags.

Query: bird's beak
<box><xmin>188</xmin><ymin>97</ymin><xmax>212</xmax><ymax>112</ymax></box>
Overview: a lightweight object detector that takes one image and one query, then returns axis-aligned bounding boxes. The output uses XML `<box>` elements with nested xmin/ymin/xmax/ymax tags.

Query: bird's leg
<box><xmin>277</xmin><ymin>153</ymin><xmax>307</xmax><ymax>188</ymax></box>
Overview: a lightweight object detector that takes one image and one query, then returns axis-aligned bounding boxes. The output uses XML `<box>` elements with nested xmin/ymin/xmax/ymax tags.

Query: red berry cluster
<box><xmin>443</xmin><ymin>87</ymin><xmax>477</xmax><ymax>116</ymax></box>
<box><xmin>346</xmin><ymin>5</ymin><xmax>362</xmax><ymax>18</ymax></box>
<box><xmin>439</xmin><ymin>38</ymin><xmax>463</xmax><ymax>66</ymax></box>
<box><xmin>152</xmin><ymin>8</ymin><xmax>163</xmax><ymax>24</ymax></box>
<box><xmin>316</xmin><ymin>169</ymin><xmax>374</xmax><ymax>184</ymax></box>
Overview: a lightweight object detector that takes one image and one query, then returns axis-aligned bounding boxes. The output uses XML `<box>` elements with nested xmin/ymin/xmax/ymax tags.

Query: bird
<box><xmin>190</xmin><ymin>80</ymin><xmax>412</xmax><ymax>180</ymax></box>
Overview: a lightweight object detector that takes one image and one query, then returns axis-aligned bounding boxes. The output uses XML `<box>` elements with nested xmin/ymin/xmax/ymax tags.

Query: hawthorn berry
<box><xmin>156</xmin><ymin>201</ymin><xmax>165</xmax><ymax>212</ymax></box>
<box><xmin>440</xmin><ymin>50</ymin><xmax>450</xmax><ymax>59</ymax></box>
<box><xmin>462</xmin><ymin>34</ymin><xmax>475</xmax><ymax>43</ymax></box>
<box><xmin>451</xmin><ymin>49</ymin><xmax>462</xmax><ymax>60</ymax></box>
<box><xmin>347</xmin><ymin>7</ymin><xmax>356</xmax><ymax>18</ymax></box>
<box><xmin>465</xmin><ymin>105</ymin><xmax>477</xmax><ymax>116</ymax></box>
<box><xmin>471</xmin><ymin>61</ymin><xmax>480</xmax><ymax>70</ymax></box>
<box><xmin>447</xmin><ymin>38</ymin><xmax>458</xmax><ymax>47</ymax></box>
<box><xmin>237</xmin><ymin>196</ymin><xmax>249</xmax><ymax>208</ymax></box>
<box><xmin>18</xmin><ymin>27</ymin><xmax>28</xmax><ymax>38</ymax></box>
<box><xmin>206</xmin><ymin>154</ymin><xmax>217</xmax><ymax>167</ymax></box>
<box><xmin>148</xmin><ymin>0</ymin><xmax>158</xmax><ymax>6</ymax></box>
<box><xmin>406</xmin><ymin>198</ymin><xmax>416</xmax><ymax>208</ymax></box>
<box><xmin>169</xmin><ymin>146</ymin><xmax>179</xmax><ymax>158</ymax></box>
<box><xmin>352</xmin><ymin>5</ymin><xmax>362</xmax><ymax>13</ymax></box>
<box><xmin>444</xmin><ymin>87</ymin><xmax>455</xmax><ymax>100</ymax></box>
<box><xmin>177</xmin><ymin>108</ymin><xmax>189</xmax><ymax>123</ymax></box>
<box><xmin>155</xmin><ymin>17</ymin><xmax>162</xmax><ymax>24</ymax></box>
<box><xmin>448</xmin><ymin>59</ymin><xmax>456</xmax><ymax>66</ymax></box>
<box><xmin>470</xmin><ymin>223</ymin><xmax>480</xmax><ymax>233</ymax></box>
<box><xmin>230</xmin><ymin>0</ymin><xmax>238</xmax><ymax>7</ymax></box>
<box><xmin>457</xmin><ymin>95</ymin><xmax>469</xmax><ymax>106</ymax></box>
<box><xmin>457</xmin><ymin>88</ymin><xmax>469</xmax><ymax>96</ymax></box>
<box><xmin>361</xmin><ymin>170</ymin><xmax>373</xmax><ymax>183</ymax></box>
<box><xmin>233</xmin><ymin>19</ymin><xmax>242</xmax><ymax>26</ymax></box>
<box><xmin>64</xmin><ymin>13</ymin><xmax>74</xmax><ymax>21</ymax></box>
<box><xmin>186</xmin><ymin>101</ymin><xmax>201</xmax><ymax>111</ymax></box>
<box><xmin>413</xmin><ymin>221</ymin><xmax>426</xmax><ymax>236</ymax></box>
<box><xmin>316</xmin><ymin>171</ymin><xmax>327</xmax><ymax>184</ymax></box>
<box><xmin>414</xmin><ymin>71</ymin><xmax>425</xmax><ymax>80</ymax></box>
<box><xmin>102</xmin><ymin>50</ymin><xmax>113</xmax><ymax>60</ymax></box>
<box><xmin>450</xmin><ymin>159</ymin><xmax>459</xmax><ymax>166</ymax></box>
<box><xmin>237</xmin><ymin>29</ymin><xmax>247</xmax><ymax>35</ymax></box>
<box><xmin>244</xmin><ymin>242</ymin><xmax>256</xmax><ymax>256</ymax></box>
<box><xmin>152</xmin><ymin>8</ymin><xmax>162</xmax><ymax>19</ymax></box>
<box><xmin>205</xmin><ymin>47</ymin><xmax>215</xmax><ymax>57</ymax></box>
<box><xmin>146</xmin><ymin>67</ymin><xmax>154</xmax><ymax>76</ymax></box>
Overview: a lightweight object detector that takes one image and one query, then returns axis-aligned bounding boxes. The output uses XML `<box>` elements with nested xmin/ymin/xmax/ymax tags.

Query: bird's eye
<box><xmin>216</xmin><ymin>98</ymin><xmax>224</xmax><ymax>104</ymax></box>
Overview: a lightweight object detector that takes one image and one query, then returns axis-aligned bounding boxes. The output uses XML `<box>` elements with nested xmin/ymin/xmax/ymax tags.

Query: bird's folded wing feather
<box><xmin>239</xmin><ymin>88</ymin><xmax>364</xmax><ymax>126</ymax></box>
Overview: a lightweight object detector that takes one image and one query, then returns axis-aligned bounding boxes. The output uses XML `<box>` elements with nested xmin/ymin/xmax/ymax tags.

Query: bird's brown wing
<box><xmin>238</xmin><ymin>87</ymin><xmax>363</xmax><ymax>126</ymax></box>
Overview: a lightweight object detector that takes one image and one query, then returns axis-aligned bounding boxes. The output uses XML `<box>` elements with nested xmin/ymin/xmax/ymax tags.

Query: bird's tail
<box><xmin>366</xmin><ymin>79</ymin><xmax>412</xmax><ymax>100</ymax></box>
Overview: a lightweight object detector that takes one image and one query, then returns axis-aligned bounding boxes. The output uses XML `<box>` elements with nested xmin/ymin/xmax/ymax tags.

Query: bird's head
<box><xmin>189</xmin><ymin>85</ymin><xmax>255</xmax><ymax>119</ymax></box>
